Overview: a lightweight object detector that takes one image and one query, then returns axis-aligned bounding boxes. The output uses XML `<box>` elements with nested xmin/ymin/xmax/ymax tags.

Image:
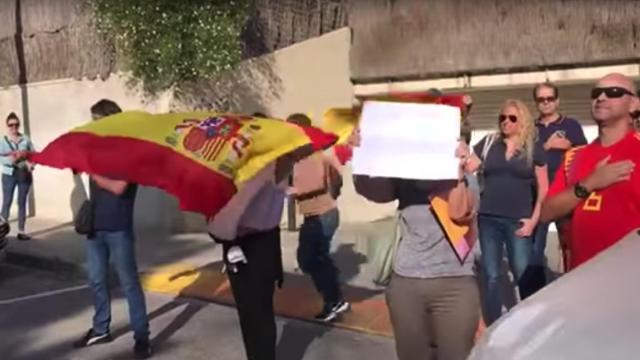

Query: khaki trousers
<box><xmin>386</xmin><ymin>273</ymin><xmax>480</xmax><ymax>360</ymax></box>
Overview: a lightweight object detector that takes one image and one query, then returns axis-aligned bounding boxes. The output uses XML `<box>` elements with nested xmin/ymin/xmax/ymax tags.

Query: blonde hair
<box><xmin>498</xmin><ymin>99</ymin><xmax>537</xmax><ymax>164</ymax></box>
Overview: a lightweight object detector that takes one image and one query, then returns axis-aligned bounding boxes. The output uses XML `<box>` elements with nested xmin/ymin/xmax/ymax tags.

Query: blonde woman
<box><xmin>465</xmin><ymin>99</ymin><xmax>548</xmax><ymax>325</ymax></box>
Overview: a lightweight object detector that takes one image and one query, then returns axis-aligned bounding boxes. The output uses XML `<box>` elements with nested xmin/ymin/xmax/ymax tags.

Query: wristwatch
<box><xmin>573</xmin><ymin>182</ymin><xmax>591</xmax><ymax>199</ymax></box>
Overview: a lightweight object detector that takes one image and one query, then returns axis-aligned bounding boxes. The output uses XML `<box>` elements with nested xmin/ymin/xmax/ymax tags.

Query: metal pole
<box><xmin>14</xmin><ymin>0</ymin><xmax>35</xmax><ymax>218</ymax></box>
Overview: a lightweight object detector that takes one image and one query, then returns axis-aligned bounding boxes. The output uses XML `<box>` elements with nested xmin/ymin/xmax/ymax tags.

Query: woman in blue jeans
<box><xmin>465</xmin><ymin>99</ymin><xmax>548</xmax><ymax>325</ymax></box>
<box><xmin>0</xmin><ymin>112</ymin><xmax>35</xmax><ymax>241</ymax></box>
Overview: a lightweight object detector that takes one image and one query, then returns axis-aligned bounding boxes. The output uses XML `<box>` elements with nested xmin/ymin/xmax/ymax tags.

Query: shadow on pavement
<box><xmin>332</xmin><ymin>243</ymin><xmax>368</xmax><ymax>284</ymax></box>
<box><xmin>276</xmin><ymin>320</ymin><xmax>330</xmax><ymax>360</ymax></box>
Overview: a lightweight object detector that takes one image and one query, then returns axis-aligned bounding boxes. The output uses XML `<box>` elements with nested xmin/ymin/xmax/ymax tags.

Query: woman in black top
<box><xmin>465</xmin><ymin>99</ymin><xmax>548</xmax><ymax>325</ymax></box>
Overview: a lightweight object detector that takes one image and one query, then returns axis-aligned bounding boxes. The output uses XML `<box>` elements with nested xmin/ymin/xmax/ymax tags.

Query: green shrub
<box><xmin>90</xmin><ymin>0</ymin><xmax>249</xmax><ymax>95</ymax></box>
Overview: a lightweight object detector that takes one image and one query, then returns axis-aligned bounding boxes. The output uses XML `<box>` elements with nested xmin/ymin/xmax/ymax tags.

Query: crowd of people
<box><xmin>206</xmin><ymin>72</ymin><xmax>640</xmax><ymax>360</ymax></box>
<box><xmin>2</xmin><ymin>72</ymin><xmax>640</xmax><ymax>360</ymax></box>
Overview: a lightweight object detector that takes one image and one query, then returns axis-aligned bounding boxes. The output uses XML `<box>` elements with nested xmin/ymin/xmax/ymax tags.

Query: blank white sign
<box><xmin>352</xmin><ymin>101</ymin><xmax>461</xmax><ymax>180</ymax></box>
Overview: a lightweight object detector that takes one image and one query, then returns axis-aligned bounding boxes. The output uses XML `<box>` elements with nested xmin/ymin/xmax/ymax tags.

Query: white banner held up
<box><xmin>352</xmin><ymin>101</ymin><xmax>461</xmax><ymax>180</ymax></box>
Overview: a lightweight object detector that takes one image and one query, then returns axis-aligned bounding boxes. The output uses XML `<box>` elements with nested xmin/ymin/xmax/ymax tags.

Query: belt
<box><xmin>295</xmin><ymin>187</ymin><xmax>328</xmax><ymax>202</ymax></box>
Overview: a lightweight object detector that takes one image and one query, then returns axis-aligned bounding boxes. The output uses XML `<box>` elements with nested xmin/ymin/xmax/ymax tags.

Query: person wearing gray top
<box><xmin>353</xmin><ymin>149</ymin><xmax>481</xmax><ymax>360</ymax></box>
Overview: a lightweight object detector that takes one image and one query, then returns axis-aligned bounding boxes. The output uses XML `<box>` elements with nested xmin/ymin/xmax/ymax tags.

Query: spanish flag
<box><xmin>29</xmin><ymin>112</ymin><xmax>337</xmax><ymax>218</ymax></box>
<box><xmin>322</xmin><ymin>108</ymin><xmax>359</xmax><ymax>165</ymax></box>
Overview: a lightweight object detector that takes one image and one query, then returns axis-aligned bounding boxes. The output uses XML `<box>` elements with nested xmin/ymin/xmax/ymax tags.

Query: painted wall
<box><xmin>0</xmin><ymin>28</ymin><xmax>395</xmax><ymax>233</ymax></box>
<box><xmin>0</xmin><ymin>76</ymin><xmax>177</xmax><ymax>231</ymax></box>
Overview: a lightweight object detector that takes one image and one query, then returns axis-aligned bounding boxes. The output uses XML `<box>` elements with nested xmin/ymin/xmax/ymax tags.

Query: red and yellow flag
<box><xmin>29</xmin><ymin>111</ymin><xmax>337</xmax><ymax>218</ymax></box>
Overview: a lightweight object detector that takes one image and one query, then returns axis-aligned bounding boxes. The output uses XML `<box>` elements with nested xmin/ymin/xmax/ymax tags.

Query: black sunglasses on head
<box><xmin>498</xmin><ymin>114</ymin><xmax>518</xmax><ymax>123</ymax></box>
<box><xmin>591</xmin><ymin>86</ymin><xmax>636</xmax><ymax>100</ymax></box>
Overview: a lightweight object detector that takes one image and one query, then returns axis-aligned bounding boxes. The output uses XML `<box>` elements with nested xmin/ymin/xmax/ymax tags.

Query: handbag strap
<box><xmin>481</xmin><ymin>133</ymin><xmax>497</xmax><ymax>162</ymax></box>
<box><xmin>87</xmin><ymin>177</ymin><xmax>96</xmax><ymax>201</ymax></box>
<box><xmin>4</xmin><ymin>136</ymin><xmax>17</xmax><ymax>152</ymax></box>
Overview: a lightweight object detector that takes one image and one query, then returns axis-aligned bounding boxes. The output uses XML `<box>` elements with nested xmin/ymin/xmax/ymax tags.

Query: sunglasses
<box><xmin>590</xmin><ymin>86</ymin><xmax>636</xmax><ymax>100</ymax></box>
<box><xmin>498</xmin><ymin>114</ymin><xmax>518</xmax><ymax>123</ymax></box>
<box><xmin>536</xmin><ymin>96</ymin><xmax>556</xmax><ymax>104</ymax></box>
<box><xmin>7</xmin><ymin>123</ymin><xmax>19</xmax><ymax>128</ymax></box>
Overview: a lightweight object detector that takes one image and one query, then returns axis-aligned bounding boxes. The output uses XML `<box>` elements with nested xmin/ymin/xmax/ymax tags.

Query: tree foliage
<box><xmin>90</xmin><ymin>0</ymin><xmax>250</xmax><ymax>94</ymax></box>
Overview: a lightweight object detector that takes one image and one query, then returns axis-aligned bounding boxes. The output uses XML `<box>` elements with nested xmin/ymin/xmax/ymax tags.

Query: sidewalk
<box><xmin>2</xmin><ymin>216</ymin><xmax>393</xmax><ymax>336</ymax></box>
<box><xmin>0</xmin><ymin>265</ymin><xmax>397</xmax><ymax>360</ymax></box>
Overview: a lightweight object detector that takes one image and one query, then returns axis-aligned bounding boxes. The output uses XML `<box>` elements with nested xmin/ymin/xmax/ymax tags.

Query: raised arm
<box><xmin>530</xmin><ymin>165</ymin><xmax>549</xmax><ymax>223</ymax></box>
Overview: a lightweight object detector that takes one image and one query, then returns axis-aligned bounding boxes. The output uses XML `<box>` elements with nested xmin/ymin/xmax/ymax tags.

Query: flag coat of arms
<box><xmin>29</xmin><ymin>111</ymin><xmax>337</xmax><ymax>218</ymax></box>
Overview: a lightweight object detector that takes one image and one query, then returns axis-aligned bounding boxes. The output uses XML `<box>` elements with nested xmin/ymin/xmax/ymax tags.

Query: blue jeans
<box><xmin>1</xmin><ymin>174</ymin><xmax>31</xmax><ymax>232</ymax></box>
<box><xmin>478</xmin><ymin>215</ymin><xmax>532</xmax><ymax>325</ymax></box>
<box><xmin>86</xmin><ymin>230</ymin><xmax>149</xmax><ymax>341</ymax></box>
<box><xmin>297</xmin><ymin>208</ymin><xmax>342</xmax><ymax>305</ymax></box>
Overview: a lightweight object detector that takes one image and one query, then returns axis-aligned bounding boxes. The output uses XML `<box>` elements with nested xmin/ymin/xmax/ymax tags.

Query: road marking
<box><xmin>0</xmin><ymin>284</ymin><xmax>89</xmax><ymax>305</ymax></box>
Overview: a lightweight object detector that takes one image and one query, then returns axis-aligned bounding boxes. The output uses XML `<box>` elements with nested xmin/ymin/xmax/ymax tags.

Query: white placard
<box><xmin>352</xmin><ymin>101</ymin><xmax>460</xmax><ymax>180</ymax></box>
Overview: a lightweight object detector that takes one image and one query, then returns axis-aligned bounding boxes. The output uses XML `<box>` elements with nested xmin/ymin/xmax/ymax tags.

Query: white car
<box><xmin>468</xmin><ymin>228</ymin><xmax>640</xmax><ymax>360</ymax></box>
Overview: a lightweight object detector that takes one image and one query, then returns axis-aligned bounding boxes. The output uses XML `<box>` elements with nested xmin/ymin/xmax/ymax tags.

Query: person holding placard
<box><xmin>352</xmin><ymin>128</ymin><xmax>480</xmax><ymax>360</ymax></box>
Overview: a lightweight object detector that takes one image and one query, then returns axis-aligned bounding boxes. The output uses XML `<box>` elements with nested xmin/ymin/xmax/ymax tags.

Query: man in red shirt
<box><xmin>541</xmin><ymin>73</ymin><xmax>639</xmax><ymax>269</ymax></box>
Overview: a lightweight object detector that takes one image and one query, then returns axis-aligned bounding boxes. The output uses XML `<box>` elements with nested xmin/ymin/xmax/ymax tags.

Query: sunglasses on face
<box><xmin>590</xmin><ymin>86</ymin><xmax>636</xmax><ymax>100</ymax></box>
<box><xmin>7</xmin><ymin>123</ymin><xmax>19</xmax><ymax>128</ymax></box>
<box><xmin>536</xmin><ymin>96</ymin><xmax>556</xmax><ymax>104</ymax></box>
<box><xmin>498</xmin><ymin>114</ymin><xmax>518</xmax><ymax>123</ymax></box>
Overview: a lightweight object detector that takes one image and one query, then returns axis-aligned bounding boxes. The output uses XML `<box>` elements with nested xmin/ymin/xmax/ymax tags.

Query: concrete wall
<box><xmin>0</xmin><ymin>76</ymin><xmax>178</xmax><ymax>231</ymax></box>
<box><xmin>0</xmin><ymin>27</ymin><xmax>396</xmax><ymax>233</ymax></box>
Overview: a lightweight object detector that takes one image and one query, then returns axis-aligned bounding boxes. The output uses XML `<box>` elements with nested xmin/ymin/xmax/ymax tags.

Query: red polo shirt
<box><xmin>549</xmin><ymin>131</ymin><xmax>640</xmax><ymax>268</ymax></box>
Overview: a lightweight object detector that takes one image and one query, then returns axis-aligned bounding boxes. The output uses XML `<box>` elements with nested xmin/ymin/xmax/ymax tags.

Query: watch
<box><xmin>573</xmin><ymin>183</ymin><xmax>591</xmax><ymax>199</ymax></box>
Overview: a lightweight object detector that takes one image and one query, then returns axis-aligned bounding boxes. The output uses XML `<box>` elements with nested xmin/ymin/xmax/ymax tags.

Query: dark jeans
<box><xmin>223</xmin><ymin>228</ymin><xmax>282</xmax><ymax>360</ymax></box>
<box><xmin>517</xmin><ymin>222</ymin><xmax>551</xmax><ymax>300</ymax></box>
<box><xmin>530</xmin><ymin>222</ymin><xmax>549</xmax><ymax>267</ymax></box>
<box><xmin>86</xmin><ymin>230</ymin><xmax>149</xmax><ymax>342</ymax></box>
<box><xmin>297</xmin><ymin>208</ymin><xmax>342</xmax><ymax>305</ymax></box>
<box><xmin>478</xmin><ymin>215</ymin><xmax>532</xmax><ymax>325</ymax></box>
<box><xmin>1</xmin><ymin>174</ymin><xmax>31</xmax><ymax>232</ymax></box>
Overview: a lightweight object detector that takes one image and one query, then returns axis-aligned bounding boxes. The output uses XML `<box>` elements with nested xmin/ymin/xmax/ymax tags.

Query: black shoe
<box><xmin>16</xmin><ymin>233</ymin><xmax>30</xmax><ymax>241</ymax></box>
<box><xmin>73</xmin><ymin>329</ymin><xmax>113</xmax><ymax>348</ymax></box>
<box><xmin>134</xmin><ymin>340</ymin><xmax>152</xmax><ymax>359</ymax></box>
<box><xmin>314</xmin><ymin>301</ymin><xmax>351</xmax><ymax>322</ymax></box>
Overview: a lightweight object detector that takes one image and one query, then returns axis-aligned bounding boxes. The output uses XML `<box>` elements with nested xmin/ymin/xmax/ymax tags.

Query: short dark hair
<box><xmin>426</xmin><ymin>88</ymin><xmax>443</xmax><ymax>97</ymax></box>
<box><xmin>90</xmin><ymin>99</ymin><xmax>122</xmax><ymax>118</ymax></box>
<box><xmin>286</xmin><ymin>113</ymin><xmax>312</xmax><ymax>126</ymax></box>
<box><xmin>6</xmin><ymin>112</ymin><xmax>19</xmax><ymax>125</ymax></box>
<box><xmin>533</xmin><ymin>82</ymin><xmax>559</xmax><ymax>100</ymax></box>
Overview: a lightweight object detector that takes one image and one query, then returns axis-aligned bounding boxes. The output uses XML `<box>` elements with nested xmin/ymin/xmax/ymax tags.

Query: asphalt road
<box><xmin>0</xmin><ymin>261</ymin><xmax>396</xmax><ymax>360</ymax></box>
